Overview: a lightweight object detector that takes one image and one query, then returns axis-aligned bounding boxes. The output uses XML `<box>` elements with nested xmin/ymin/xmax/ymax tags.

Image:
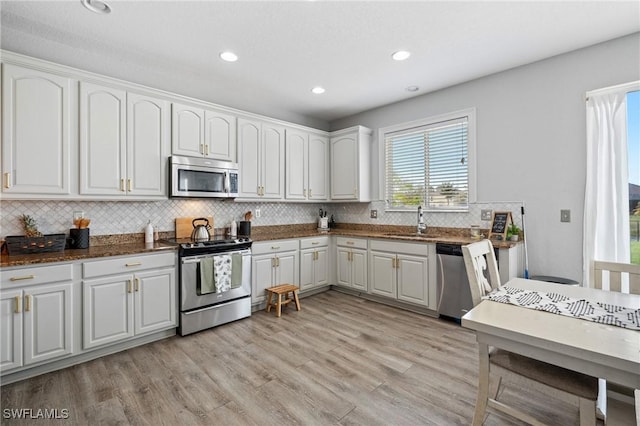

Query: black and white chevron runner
<box><xmin>483</xmin><ymin>286</ymin><xmax>640</xmax><ymax>330</ymax></box>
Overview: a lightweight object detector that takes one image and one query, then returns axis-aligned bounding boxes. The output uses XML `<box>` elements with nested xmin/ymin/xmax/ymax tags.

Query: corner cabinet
<box><xmin>79</xmin><ymin>82</ymin><xmax>169</xmax><ymax>197</ymax></box>
<box><xmin>238</xmin><ymin>118</ymin><xmax>285</xmax><ymax>199</ymax></box>
<box><xmin>1</xmin><ymin>64</ymin><xmax>74</xmax><ymax>197</ymax></box>
<box><xmin>82</xmin><ymin>252</ymin><xmax>176</xmax><ymax>350</ymax></box>
<box><xmin>330</xmin><ymin>126</ymin><xmax>372</xmax><ymax>201</ymax></box>
<box><xmin>251</xmin><ymin>240</ymin><xmax>299</xmax><ymax>304</ymax></box>
<box><xmin>285</xmin><ymin>129</ymin><xmax>329</xmax><ymax>201</ymax></box>
<box><xmin>369</xmin><ymin>239</ymin><xmax>430</xmax><ymax>307</ymax></box>
<box><xmin>0</xmin><ymin>264</ymin><xmax>75</xmax><ymax>373</ymax></box>
<box><xmin>171</xmin><ymin>102</ymin><xmax>237</xmax><ymax>162</ymax></box>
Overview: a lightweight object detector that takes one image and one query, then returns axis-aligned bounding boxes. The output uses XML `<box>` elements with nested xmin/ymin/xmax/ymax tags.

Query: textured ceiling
<box><xmin>1</xmin><ymin>1</ymin><xmax>639</xmax><ymax>129</ymax></box>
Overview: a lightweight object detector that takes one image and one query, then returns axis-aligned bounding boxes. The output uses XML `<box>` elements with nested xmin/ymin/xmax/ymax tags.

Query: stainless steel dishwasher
<box><xmin>436</xmin><ymin>243</ymin><xmax>498</xmax><ymax>322</ymax></box>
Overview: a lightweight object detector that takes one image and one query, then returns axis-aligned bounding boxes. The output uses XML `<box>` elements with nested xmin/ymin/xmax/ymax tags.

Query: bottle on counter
<box><xmin>145</xmin><ymin>220</ymin><xmax>154</xmax><ymax>244</ymax></box>
<box><xmin>230</xmin><ymin>220</ymin><xmax>237</xmax><ymax>238</ymax></box>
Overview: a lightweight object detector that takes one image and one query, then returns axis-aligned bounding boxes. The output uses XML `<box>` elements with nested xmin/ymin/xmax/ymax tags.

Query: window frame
<box><xmin>378</xmin><ymin>108</ymin><xmax>477</xmax><ymax>212</ymax></box>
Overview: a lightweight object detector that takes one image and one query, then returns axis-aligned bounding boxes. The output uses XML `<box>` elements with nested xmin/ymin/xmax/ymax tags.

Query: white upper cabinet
<box><xmin>1</xmin><ymin>64</ymin><xmax>74</xmax><ymax>197</ymax></box>
<box><xmin>172</xmin><ymin>102</ymin><xmax>237</xmax><ymax>162</ymax></box>
<box><xmin>238</xmin><ymin>117</ymin><xmax>285</xmax><ymax>199</ymax></box>
<box><xmin>330</xmin><ymin>126</ymin><xmax>372</xmax><ymax>201</ymax></box>
<box><xmin>285</xmin><ymin>129</ymin><xmax>329</xmax><ymax>201</ymax></box>
<box><xmin>80</xmin><ymin>82</ymin><xmax>168</xmax><ymax>197</ymax></box>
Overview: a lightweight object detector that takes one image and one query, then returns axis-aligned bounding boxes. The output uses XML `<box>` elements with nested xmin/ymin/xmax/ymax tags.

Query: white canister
<box><xmin>230</xmin><ymin>220</ymin><xmax>237</xmax><ymax>238</ymax></box>
<box><xmin>144</xmin><ymin>221</ymin><xmax>154</xmax><ymax>244</ymax></box>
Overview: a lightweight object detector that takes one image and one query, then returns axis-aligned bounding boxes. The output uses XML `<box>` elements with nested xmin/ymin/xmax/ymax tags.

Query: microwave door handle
<box><xmin>224</xmin><ymin>171</ymin><xmax>230</xmax><ymax>194</ymax></box>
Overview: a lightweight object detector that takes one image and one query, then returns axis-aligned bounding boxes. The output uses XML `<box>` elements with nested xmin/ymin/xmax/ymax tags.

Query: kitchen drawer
<box><xmin>335</xmin><ymin>237</ymin><xmax>367</xmax><ymax>250</ymax></box>
<box><xmin>83</xmin><ymin>252</ymin><xmax>176</xmax><ymax>279</ymax></box>
<box><xmin>1</xmin><ymin>263</ymin><xmax>74</xmax><ymax>288</ymax></box>
<box><xmin>252</xmin><ymin>239</ymin><xmax>299</xmax><ymax>255</ymax></box>
<box><xmin>300</xmin><ymin>236</ymin><xmax>330</xmax><ymax>250</ymax></box>
<box><xmin>370</xmin><ymin>239</ymin><xmax>429</xmax><ymax>256</ymax></box>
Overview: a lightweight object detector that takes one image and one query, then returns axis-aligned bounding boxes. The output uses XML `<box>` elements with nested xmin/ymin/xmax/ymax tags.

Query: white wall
<box><xmin>330</xmin><ymin>33</ymin><xmax>640</xmax><ymax>282</ymax></box>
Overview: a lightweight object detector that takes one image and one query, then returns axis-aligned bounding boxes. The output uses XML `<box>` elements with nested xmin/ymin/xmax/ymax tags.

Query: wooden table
<box><xmin>462</xmin><ymin>278</ymin><xmax>640</xmax><ymax>422</ymax></box>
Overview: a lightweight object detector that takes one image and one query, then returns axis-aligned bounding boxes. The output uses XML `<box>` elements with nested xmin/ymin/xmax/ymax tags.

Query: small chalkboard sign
<box><xmin>489</xmin><ymin>211</ymin><xmax>513</xmax><ymax>240</ymax></box>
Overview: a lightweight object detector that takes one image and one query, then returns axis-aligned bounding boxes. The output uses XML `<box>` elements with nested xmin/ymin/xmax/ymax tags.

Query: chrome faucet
<box><xmin>417</xmin><ymin>206</ymin><xmax>426</xmax><ymax>234</ymax></box>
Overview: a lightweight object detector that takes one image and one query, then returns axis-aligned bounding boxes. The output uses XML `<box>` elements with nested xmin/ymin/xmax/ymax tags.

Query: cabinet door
<box><xmin>80</xmin><ymin>82</ymin><xmax>127</xmax><ymax>195</ymax></box>
<box><xmin>134</xmin><ymin>268</ymin><xmax>176</xmax><ymax>335</ymax></box>
<box><xmin>252</xmin><ymin>254</ymin><xmax>274</xmax><ymax>303</ymax></box>
<box><xmin>205</xmin><ymin>109</ymin><xmax>236</xmax><ymax>161</ymax></box>
<box><xmin>2</xmin><ymin>64</ymin><xmax>72</xmax><ymax>195</ymax></box>
<box><xmin>351</xmin><ymin>249</ymin><xmax>368</xmax><ymax>291</ymax></box>
<box><xmin>336</xmin><ymin>248</ymin><xmax>352</xmax><ymax>287</ymax></box>
<box><xmin>330</xmin><ymin>135</ymin><xmax>358</xmax><ymax>200</ymax></box>
<box><xmin>171</xmin><ymin>103</ymin><xmax>205</xmax><ymax>157</ymax></box>
<box><xmin>23</xmin><ymin>282</ymin><xmax>72</xmax><ymax>365</ymax></box>
<box><xmin>285</xmin><ymin>129</ymin><xmax>307</xmax><ymax>200</ymax></box>
<box><xmin>127</xmin><ymin>93</ymin><xmax>169</xmax><ymax>196</ymax></box>
<box><xmin>308</xmin><ymin>134</ymin><xmax>329</xmax><ymax>200</ymax></box>
<box><xmin>276</xmin><ymin>250</ymin><xmax>299</xmax><ymax>286</ymax></box>
<box><xmin>369</xmin><ymin>251</ymin><xmax>396</xmax><ymax>298</ymax></box>
<box><xmin>83</xmin><ymin>275</ymin><xmax>134</xmax><ymax>349</ymax></box>
<box><xmin>314</xmin><ymin>247</ymin><xmax>329</xmax><ymax>287</ymax></box>
<box><xmin>299</xmin><ymin>249</ymin><xmax>315</xmax><ymax>291</ymax></box>
<box><xmin>397</xmin><ymin>254</ymin><xmax>429</xmax><ymax>306</ymax></box>
<box><xmin>261</xmin><ymin>123</ymin><xmax>285</xmax><ymax>199</ymax></box>
<box><xmin>0</xmin><ymin>289</ymin><xmax>23</xmax><ymax>372</ymax></box>
<box><xmin>238</xmin><ymin>118</ymin><xmax>261</xmax><ymax>197</ymax></box>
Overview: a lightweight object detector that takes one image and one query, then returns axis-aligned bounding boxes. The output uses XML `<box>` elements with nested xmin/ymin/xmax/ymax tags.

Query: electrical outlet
<box><xmin>560</xmin><ymin>209</ymin><xmax>571</xmax><ymax>223</ymax></box>
<box><xmin>255</xmin><ymin>208</ymin><xmax>261</xmax><ymax>218</ymax></box>
<box><xmin>370</xmin><ymin>210</ymin><xmax>378</xmax><ymax>219</ymax></box>
<box><xmin>481</xmin><ymin>209</ymin><xmax>493</xmax><ymax>221</ymax></box>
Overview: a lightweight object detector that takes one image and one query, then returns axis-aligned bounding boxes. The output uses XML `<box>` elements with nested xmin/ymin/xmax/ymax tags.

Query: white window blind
<box><xmin>385</xmin><ymin>117</ymin><xmax>469</xmax><ymax>211</ymax></box>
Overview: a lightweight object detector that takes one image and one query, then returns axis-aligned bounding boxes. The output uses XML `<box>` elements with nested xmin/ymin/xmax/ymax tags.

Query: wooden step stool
<box><xmin>265</xmin><ymin>284</ymin><xmax>301</xmax><ymax>317</ymax></box>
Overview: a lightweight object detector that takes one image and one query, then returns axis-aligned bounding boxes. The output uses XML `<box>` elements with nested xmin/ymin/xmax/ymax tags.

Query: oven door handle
<box><xmin>182</xmin><ymin>258</ymin><xmax>203</xmax><ymax>264</ymax></box>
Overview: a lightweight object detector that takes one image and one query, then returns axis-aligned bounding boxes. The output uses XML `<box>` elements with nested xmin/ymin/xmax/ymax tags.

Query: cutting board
<box><xmin>175</xmin><ymin>216</ymin><xmax>214</xmax><ymax>239</ymax></box>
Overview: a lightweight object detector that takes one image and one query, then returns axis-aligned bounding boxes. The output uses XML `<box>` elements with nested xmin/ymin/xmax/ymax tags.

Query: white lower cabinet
<box><xmin>369</xmin><ymin>239</ymin><xmax>430</xmax><ymax>307</ymax></box>
<box><xmin>0</xmin><ymin>264</ymin><xmax>74</xmax><ymax>373</ymax></box>
<box><xmin>335</xmin><ymin>237</ymin><xmax>367</xmax><ymax>291</ymax></box>
<box><xmin>251</xmin><ymin>239</ymin><xmax>299</xmax><ymax>304</ymax></box>
<box><xmin>82</xmin><ymin>252</ymin><xmax>176</xmax><ymax>350</ymax></box>
<box><xmin>299</xmin><ymin>236</ymin><xmax>329</xmax><ymax>291</ymax></box>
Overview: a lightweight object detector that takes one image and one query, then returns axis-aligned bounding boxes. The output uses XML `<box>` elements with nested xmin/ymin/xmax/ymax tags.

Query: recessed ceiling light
<box><xmin>392</xmin><ymin>51</ymin><xmax>411</xmax><ymax>61</ymax></box>
<box><xmin>220</xmin><ymin>51</ymin><xmax>238</xmax><ymax>62</ymax></box>
<box><xmin>406</xmin><ymin>86</ymin><xmax>420</xmax><ymax>92</ymax></box>
<box><xmin>311</xmin><ymin>87</ymin><xmax>325</xmax><ymax>94</ymax></box>
<box><xmin>80</xmin><ymin>0</ymin><xmax>111</xmax><ymax>15</ymax></box>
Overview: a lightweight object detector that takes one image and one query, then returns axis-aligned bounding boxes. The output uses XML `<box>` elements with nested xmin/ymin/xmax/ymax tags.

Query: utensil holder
<box><xmin>239</xmin><ymin>221</ymin><xmax>251</xmax><ymax>237</ymax></box>
<box><xmin>69</xmin><ymin>228</ymin><xmax>90</xmax><ymax>249</ymax></box>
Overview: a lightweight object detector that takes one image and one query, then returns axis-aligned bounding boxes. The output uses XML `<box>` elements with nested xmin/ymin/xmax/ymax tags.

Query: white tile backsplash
<box><xmin>1</xmin><ymin>199</ymin><xmax>523</xmax><ymax>237</ymax></box>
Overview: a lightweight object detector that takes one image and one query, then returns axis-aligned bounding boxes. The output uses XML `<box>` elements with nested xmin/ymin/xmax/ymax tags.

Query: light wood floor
<box><xmin>0</xmin><ymin>290</ymin><xmax>622</xmax><ymax>425</ymax></box>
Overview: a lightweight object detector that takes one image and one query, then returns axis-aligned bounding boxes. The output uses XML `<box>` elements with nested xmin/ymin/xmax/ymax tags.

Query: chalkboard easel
<box><xmin>489</xmin><ymin>211</ymin><xmax>513</xmax><ymax>241</ymax></box>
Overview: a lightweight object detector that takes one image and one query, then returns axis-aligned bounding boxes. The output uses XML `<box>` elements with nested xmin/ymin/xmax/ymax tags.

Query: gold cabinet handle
<box><xmin>205</xmin><ymin>144</ymin><xmax>210</xmax><ymax>156</ymax></box>
<box><xmin>24</xmin><ymin>295</ymin><xmax>31</xmax><ymax>312</ymax></box>
<box><xmin>200</xmin><ymin>144</ymin><xmax>205</xmax><ymax>155</ymax></box>
<box><xmin>271</xmin><ymin>246</ymin><xmax>280</xmax><ymax>250</ymax></box>
<box><xmin>127</xmin><ymin>279</ymin><xmax>133</xmax><ymax>293</ymax></box>
<box><xmin>4</xmin><ymin>172</ymin><xmax>10</xmax><ymax>189</ymax></box>
<box><xmin>311</xmin><ymin>242</ymin><xmax>319</xmax><ymax>245</ymax></box>
<box><xmin>395</xmin><ymin>256</ymin><xmax>399</xmax><ymax>269</ymax></box>
<box><xmin>14</xmin><ymin>296</ymin><xmax>21</xmax><ymax>314</ymax></box>
<box><xmin>348</xmin><ymin>251</ymin><xmax>352</xmax><ymax>262</ymax></box>
<box><xmin>125</xmin><ymin>262</ymin><xmax>142</xmax><ymax>267</ymax></box>
<box><xmin>10</xmin><ymin>275</ymin><xmax>35</xmax><ymax>281</ymax></box>
<box><xmin>303</xmin><ymin>189</ymin><xmax>307</xmax><ymax>198</ymax></box>
<box><xmin>346</xmin><ymin>241</ymin><xmax>355</xmax><ymax>245</ymax></box>
<box><xmin>134</xmin><ymin>277</ymin><xmax>140</xmax><ymax>292</ymax></box>
<box><xmin>127</xmin><ymin>179</ymin><xmax>132</xmax><ymax>192</ymax></box>
<box><xmin>354</xmin><ymin>187</ymin><xmax>358</xmax><ymax>198</ymax></box>
<box><xmin>309</xmin><ymin>188</ymin><xmax>312</xmax><ymax>198</ymax></box>
<box><xmin>120</xmin><ymin>179</ymin><xmax>125</xmax><ymax>192</ymax></box>
<box><xmin>275</xmin><ymin>256</ymin><xmax>280</xmax><ymax>267</ymax></box>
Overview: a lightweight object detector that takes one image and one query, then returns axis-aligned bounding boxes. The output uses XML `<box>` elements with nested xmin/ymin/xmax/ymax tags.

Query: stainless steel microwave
<box><xmin>170</xmin><ymin>155</ymin><xmax>239</xmax><ymax>198</ymax></box>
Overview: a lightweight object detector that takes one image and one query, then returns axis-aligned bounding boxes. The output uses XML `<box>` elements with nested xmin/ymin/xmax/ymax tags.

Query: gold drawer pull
<box><xmin>311</xmin><ymin>242</ymin><xmax>319</xmax><ymax>245</ymax></box>
<box><xmin>125</xmin><ymin>262</ymin><xmax>142</xmax><ymax>267</ymax></box>
<box><xmin>127</xmin><ymin>179</ymin><xmax>132</xmax><ymax>192</ymax></box>
<box><xmin>205</xmin><ymin>144</ymin><xmax>210</xmax><ymax>156</ymax></box>
<box><xmin>127</xmin><ymin>279</ymin><xmax>133</xmax><ymax>293</ymax></box>
<box><xmin>346</xmin><ymin>241</ymin><xmax>355</xmax><ymax>245</ymax></box>
<box><xmin>120</xmin><ymin>179</ymin><xmax>125</xmax><ymax>192</ymax></box>
<box><xmin>4</xmin><ymin>172</ymin><xmax>10</xmax><ymax>189</ymax></box>
<box><xmin>24</xmin><ymin>294</ymin><xmax>31</xmax><ymax>312</ymax></box>
<box><xmin>271</xmin><ymin>246</ymin><xmax>280</xmax><ymax>250</ymax></box>
<box><xmin>14</xmin><ymin>296</ymin><xmax>21</xmax><ymax>314</ymax></box>
<box><xmin>10</xmin><ymin>275</ymin><xmax>35</xmax><ymax>281</ymax></box>
<box><xmin>134</xmin><ymin>277</ymin><xmax>140</xmax><ymax>292</ymax></box>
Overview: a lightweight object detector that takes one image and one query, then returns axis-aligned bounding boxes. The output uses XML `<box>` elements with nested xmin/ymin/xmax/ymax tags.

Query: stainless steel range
<box><xmin>163</xmin><ymin>236</ymin><xmax>252</xmax><ymax>335</ymax></box>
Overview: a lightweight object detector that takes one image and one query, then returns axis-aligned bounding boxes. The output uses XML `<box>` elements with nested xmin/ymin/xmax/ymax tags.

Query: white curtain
<box><xmin>583</xmin><ymin>84</ymin><xmax>636</xmax><ymax>287</ymax></box>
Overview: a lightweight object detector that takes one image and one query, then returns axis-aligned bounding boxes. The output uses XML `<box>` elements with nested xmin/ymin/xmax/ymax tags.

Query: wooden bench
<box><xmin>265</xmin><ymin>284</ymin><xmax>301</xmax><ymax>317</ymax></box>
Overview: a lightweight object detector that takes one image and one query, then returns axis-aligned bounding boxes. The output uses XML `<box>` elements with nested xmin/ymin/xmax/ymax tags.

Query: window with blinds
<box><xmin>384</xmin><ymin>116</ymin><xmax>469</xmax><ymax>211</ymax></box>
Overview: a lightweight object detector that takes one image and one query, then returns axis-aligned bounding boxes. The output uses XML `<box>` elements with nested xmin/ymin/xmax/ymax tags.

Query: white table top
<box><xmin>462</xmin><ymin>278</ymin><xmax>640</xmax><ymax>387</ymax></box>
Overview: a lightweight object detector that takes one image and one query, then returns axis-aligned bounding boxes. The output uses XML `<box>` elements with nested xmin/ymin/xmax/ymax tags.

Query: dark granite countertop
<box><xmin>1</xmin><ymin>223</ymin><xmax>521</xmax><ymax>268</ymax></box>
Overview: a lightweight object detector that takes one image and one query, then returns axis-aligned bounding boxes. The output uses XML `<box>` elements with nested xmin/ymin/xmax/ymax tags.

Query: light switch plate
<box><xmin>370</xmin><ymin>210</ymin><xmax>378</xmax><ymax>219</ymax></box>
<box><xmin>255</xmin><ymin>208</ymin><xmax>261</xmax><ymax>218</ymax></box>
<box><xmin>481</xmin><ymin>209</ymin><xmax>493</xmax><ymax>221</ymax></box>
<box><xmin>560</xmin><ymin>209</ymin><xmax>571</xmax><ymax>223</ymax></box>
